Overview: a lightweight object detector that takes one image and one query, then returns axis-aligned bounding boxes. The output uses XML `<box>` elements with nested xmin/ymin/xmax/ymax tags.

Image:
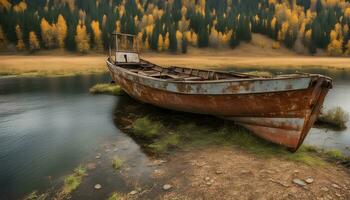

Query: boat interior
<box><xmin>109</xmin><ymin>33</ymin><xmax>306</xmax><ymax>82</ymax></box>
<box><xmin>115</xmin><ymin>58</ymin><xmax>257</xmax><ymax>81</ymax></box>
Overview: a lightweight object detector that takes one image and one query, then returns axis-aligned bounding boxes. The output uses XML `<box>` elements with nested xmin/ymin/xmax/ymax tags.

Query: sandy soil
<box><xmin>146</xmin><ymin>147</ymin><xmax>350</xmax><ymax>200</ymax></box>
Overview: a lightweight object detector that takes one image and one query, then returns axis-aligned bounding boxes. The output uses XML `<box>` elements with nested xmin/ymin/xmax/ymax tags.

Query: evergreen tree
<box><xmin>169</xmin><ymin>26</ymin><xmax>177</xmax><ymax>53</ymax></box>
<box><xmin>181</xmin><ymin>38</ymin><xmax>187</xmax><ymax>53</ymax></box>
<box><xmin>229</xmin><ymin>30</ymin><xmax>240</xmax><ymax>48</ymax></box>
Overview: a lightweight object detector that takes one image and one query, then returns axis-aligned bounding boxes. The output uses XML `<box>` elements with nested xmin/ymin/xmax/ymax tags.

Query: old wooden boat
<box><xmin>107</xmin><ymin>33</ymin><xmax>332</xmax><ymax>151</ymax></box>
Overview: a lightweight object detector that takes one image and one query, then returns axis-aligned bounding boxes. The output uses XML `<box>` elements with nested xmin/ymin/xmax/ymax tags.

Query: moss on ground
<box><xmin>59</xmin><ymin>166</ymin><xmax>87</xmax><ymax>197</ymax></box>
<box><xmin>89</xmin><ymin>83</ymin><xmax>122</xmax><ymax>96</ymax></box>
<box><xmin>316</xmin><ymin>106</ymin><xmax>349</xmax><ymax>130</ymax></box>
<box><xmin>107</xmin><ymin>192</ymin><xmax>124</xmax><ymax>200</ymax></box>
<box><xmin>127</xmin><ymin>115</ymin><xmax>349</xmax><ymax>166</ymax></box>
<box><xmin>112</xmin><ymin>157</ymin><xmax>123</xmax><ymax>170</ymax></box>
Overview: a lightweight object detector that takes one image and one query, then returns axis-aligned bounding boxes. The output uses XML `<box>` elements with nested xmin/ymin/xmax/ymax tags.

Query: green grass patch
<box><xmin>148</xmin><ymin>134</ymin><xmax>180</xmax><ymax>153</ymax></box>
<box><xmin>132</xmin><ymin>116</ymin><xmax>163</xmax><ymax>139</ymax></box>
<box><xmin>23</xmin><ymin>191</ymin><xmax>48</xmax><ymax>200</ymax></box>
<box><xmin>61</xmin><ymin>166</ymin><xmax>87</xmax><ymax>196</ymax></box>
<box><xmin>316</xmin><ymin>106</ymin><xmax>349</xmax><ymax>130</ymax></box>
<box><xmin>128</xmin><ymin>115</ymin><xmax>349</xmax><ymax>166</ymax></box>
<box><xmin>108</xmin><ymin>192</ymin><xmax>123</xmax><ymax>200</ymax></box>
<box><xmin>89</xmin><ymin>83</ymin><xmax>122</xmax><ymax>96</ymax></box>
<box><xmin>112</xmin><ymin>157</ymin><xmax>123</xmax><ymax>170</ymax></box>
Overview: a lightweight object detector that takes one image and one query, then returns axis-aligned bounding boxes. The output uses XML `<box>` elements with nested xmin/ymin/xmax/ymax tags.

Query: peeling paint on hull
<box><xmin>107</xmin><ymin>60</ymin><xmax>332</xmax><ymax>151</ymax></box>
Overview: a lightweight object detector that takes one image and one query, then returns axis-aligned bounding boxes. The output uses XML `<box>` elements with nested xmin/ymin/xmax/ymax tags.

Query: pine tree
<box><xmin>181</xmin><ymin>38</ymin><xmax>187</xmax><ymax>53</ymax></box>
<box><xmin>229</xmin><ymin>30</ymin><xmax>240</xmax><ymax>48</ymax></box>
<box><xmin>29</xmin><ymin>31</ymin><xmax>40</xmax><ymax>52</ymax></box>
<box><xmin>198</xmin><ymin>18</ymin><xmax>209</xmax><ymax>48</ymax></box>
<box><xmin>169</xmin><ymin>27</ymin><xmax>177</xmax><ymax>53</ymax></box>
<box><xmin>0</xmin><ymin>25</ymin><xmax>6</xmax><ymax>49</ymax></box>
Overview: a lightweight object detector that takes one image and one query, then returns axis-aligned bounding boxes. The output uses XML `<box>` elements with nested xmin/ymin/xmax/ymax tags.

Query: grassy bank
<box><xmin>114</xmin><ymin>97</ymin><xmax>349</xmax><ymax>167</ymax></box>
<box><xmin>130</xmin><ymin>116</ymin><xmax>348</xmax><ymax>166</ymax></box>
<box><xmin>2</xmin><ymin>50</ymin><xmax>350</xmax><ymax>77</ymax></box>
<box><xmin>89</xmin><ymin>83</ymin><xmax>122</xmax><ymax>96</ymax></box>
<box><xmin>316</xmin><ymin>106</ymin><xmax>349</xmax><ymax>130</ymax></box>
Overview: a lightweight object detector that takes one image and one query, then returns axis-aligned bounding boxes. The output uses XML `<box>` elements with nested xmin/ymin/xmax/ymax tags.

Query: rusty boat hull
<box><xmin>106</xmin><ymin>58</ymin><xmax>332</xmax><ymax>151</ymax></box>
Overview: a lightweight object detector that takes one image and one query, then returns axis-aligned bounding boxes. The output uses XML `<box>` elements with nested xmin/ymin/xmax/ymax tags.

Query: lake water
<box><xmin>0</xmin><ymin>67</ymin><xmax>350</xmax><ymax>199</ymax></box>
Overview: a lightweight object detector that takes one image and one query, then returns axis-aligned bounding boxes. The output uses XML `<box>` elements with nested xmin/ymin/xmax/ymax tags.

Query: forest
<box><xmin>0</xmin><ymin>0</ymin><xmax>350</xmax><ymax>56</ymax></box>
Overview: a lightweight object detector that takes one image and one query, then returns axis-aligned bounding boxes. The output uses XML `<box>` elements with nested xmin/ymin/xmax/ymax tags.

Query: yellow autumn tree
<box><xmin>91</xmin><ymin>20</ymin><xmax>103</xmax><ymax>51</ymax></box>
<box><xmin>29</xmin><ymin>31</ymin><xmax>40</xmax><ymax>51</ymax></box>
<box><xmin>75</xmin><ymin>20</ymin><xmax>90</xmax><ymax>53</ymax></box>
<box><xmin>0</xmin><ymin>0</ymin><xmax>11</xmax><ymax>11</ymax></box>
<box><xmin>15</xmin><ymin>24</ymin><xmax>25</xmax><ymax>50</ymax></box>
<box><xmin>164</xmin><ymin>32</ymin><xmax>169</xmax><ymax>50</ymax></box>
<box><xmin>41</xmin><ymin>18</ymin><xmax>57</xmax><ymax>48</ymax></box>
<box><xmin>13</xmin><ymin>0</ymin><xmax>27</xmax><ymax>13</ymax></box>
<box><xmin>191</xmin><ymin>31</ymin><xmax>198</xmax><ymax>46</ymax></box>
<box><xmin>327</xmin><ymin>26</ymin><xmax>343</xmax><ymax>56</ymax></box>
<box><xmin>209</xmin><ymin>26</ymin><xmax>219</xmax><ymax>47</ymax></box>
<box><xmin>144</xmin><ymin>36</ymin><xmax>150</xmax><ymax>49</ymax></box>
<box><xmin>56</xmin><ymin>14</ymin><xmax>67</xmax><ymax>49</ymax></box>
<box><xmin>345</xmin><ymin>40</ymin><xmax>350</xmax><ymax>55</ymax></box>
<box><xmin>157</xmin><ymin>34</ymin><xmax>163</xmax><ymax>51</ymax></box>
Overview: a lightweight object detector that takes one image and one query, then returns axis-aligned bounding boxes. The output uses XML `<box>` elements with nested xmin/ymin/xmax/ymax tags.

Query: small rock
<box><xmin>293</xmin><ymin>170</ymin><xmax>299</xmax><ymax>173</ymax></box>
<box><xmin>240</xmin><ymin>170</ymin><xmax>250</xmax><ymax>174</ymax></box>
<box><xmin>113</xmin><ymin>148</ymin><xmax>118</xmax><ymax>152</ymax></box>
<box><xmin>129</xmin><ymin>190</ymin><xmax>138</xmax><ymax>195</ymax></box>
<box><xmin>215</xmin><ymin>170</ymin><xmax>223</xmax><ymax>174</ymax></box>
<box><xmin>206</xmin><ymin>182</ymin><xmax>212</xmax><ymax>186</ymax></box>
<box><xmin>205</xmin><ymin>177</ymin><xmax>210</xmax><ymax>181</ymax></box>
<box><xmin>292</xmin><ymin>178</ymin><xmax>306</xmax><ymax>187</ymax></box>
<box><xmin>335</xmin><ymin>193</ymin><xmax>341</xmax><ymax>197</ymax></box>
<box><xmin>105</xmin><ymin>149</ymin><xmax>110</xmax><ymax>152</ymax></box>
<box><xmin>332</xmin><ymin>183</ymin><xmax>341</xmax><ymax>189</ymax></box>
<box><xmin>86</xmin><ymin>162</ymin><xmax>96</xmax><ymax>170</ymax></box>
<box><xmin>94</xmin><ymin>184</ymin><xmax>102</xmax><ymax>190</ymax></box>
<box><xmin>305</xmin><ymin>178</ymin><xmax>314</xmax><ymax>184</ymax></box>
<box><xmin>321</xmin><ymin>186</ymin><xmax>329</xmax><ymax>192</ymax></box>
<box><xmin>95</xmin><ymin>154</ymin><xmax>101</xmax><ymax>159</ymax></box>
<box><xmin>163</xmin><ymin>184</ymin><xmax>172</xmax><ymax>191</ymax></box>
<box><xmin>259</xmin><ymin>169</ymin><xmax>274</xmax><ymax>174</ymax></box>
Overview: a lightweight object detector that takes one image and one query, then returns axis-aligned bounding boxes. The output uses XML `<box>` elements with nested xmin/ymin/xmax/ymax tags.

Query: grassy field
<box><xmin>2</xmin><ymin>52</ymin><xmax>350</xmax><ymax>77</ymax></box>
<box><xmin>2</xmin><ymin>34</ymin><xmax>350</xmax><ymax>77</ymax></box>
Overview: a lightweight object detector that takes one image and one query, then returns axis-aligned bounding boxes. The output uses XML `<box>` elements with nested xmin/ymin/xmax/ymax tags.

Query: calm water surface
<box><xmin>0</xmin><ymin>68</ymin><xmax>350</xmax><ymax>199</ymax></box>
<box><xmin>0</xmin><ymin>74</ymin><xmax>154</xmax><ymax>199</ymax></box>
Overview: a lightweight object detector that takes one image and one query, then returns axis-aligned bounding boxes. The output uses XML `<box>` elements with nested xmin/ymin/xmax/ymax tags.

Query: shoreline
<box><xmin>1</xmin><ymin>53</ymin><xmax>350</xmax><ymax>78</ymax></box>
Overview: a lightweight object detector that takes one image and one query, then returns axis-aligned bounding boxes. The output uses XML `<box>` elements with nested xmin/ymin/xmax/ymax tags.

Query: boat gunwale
<box><xmin>107</xmin><ymin>59</ymin><xmax>332</xmax><ymax>85</ymax></box>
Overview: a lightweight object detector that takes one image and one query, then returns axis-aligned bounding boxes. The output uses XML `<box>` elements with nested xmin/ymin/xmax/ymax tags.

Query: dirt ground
<box><xmin>145</xmin><ymin>147</ymin><xmax>350</xmax><ymax>200</ymax></box>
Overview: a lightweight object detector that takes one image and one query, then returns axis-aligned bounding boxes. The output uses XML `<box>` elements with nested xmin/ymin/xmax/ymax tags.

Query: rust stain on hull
<box><xmin>106</xmin><ymin>59</ymin><xmax>332</xmax><ymax>152</ymax></box>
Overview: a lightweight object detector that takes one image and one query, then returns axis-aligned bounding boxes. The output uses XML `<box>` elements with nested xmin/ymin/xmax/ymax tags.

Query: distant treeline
<box><xmin>1</xmin><ymin>0</ymin><xmax>350</xmax><ymax>55</ymax></box>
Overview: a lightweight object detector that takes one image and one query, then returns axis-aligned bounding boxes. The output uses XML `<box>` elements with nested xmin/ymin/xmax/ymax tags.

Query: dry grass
<box><xmin>0</xmin><ymin>55</ymin><xmax>106</xmax><ymax>77</ymax></box>
<box><xmin>2</xmin><ymin>34</ymin><xmax>350</xmax><ymax>77</ymax></box>
<box><xmin>89</xmin><ymin>83</ymin><xmax>122</xmax><ymax>95</ymax></box>
<box><xmin>316</xmin><ymin>106</ymin><xmax>349</xmax><ymax>130</ymax></box>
